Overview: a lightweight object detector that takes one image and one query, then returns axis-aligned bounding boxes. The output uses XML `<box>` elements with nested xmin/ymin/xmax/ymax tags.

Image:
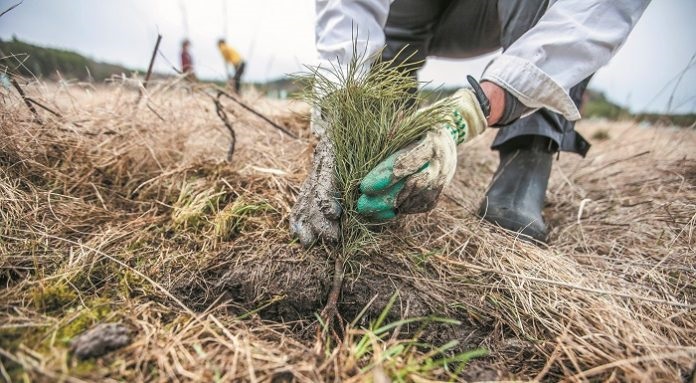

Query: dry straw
<box><xmin>0</xmin><ymin>52</ymin><xmax>694</xmax><ymax>381</ymax></box>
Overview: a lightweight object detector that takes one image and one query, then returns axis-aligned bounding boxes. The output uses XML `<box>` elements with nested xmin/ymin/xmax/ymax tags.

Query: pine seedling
<box><xmin>297</xmin><ymin>46</ymin><xmax>455</xmax><ymax>254</ymax></box>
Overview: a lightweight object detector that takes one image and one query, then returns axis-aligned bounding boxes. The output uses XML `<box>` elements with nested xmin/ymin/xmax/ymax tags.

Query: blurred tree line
<box><xmin>583</xmin><ymin>90</ymin><xmax>695</xmax><ymax>127</ymax></box>
<box><xmin>1</xmin><ymin>37</ymin><xmax>693</xmax><ymax>127</ymax></box>
<box><xmin>422</xmin><ymin>87</ymin><xmax>694</xmax><ymax>128</ymax></box>
<box><xmin>582</xmin><ymin>90</ymin><xmax>630</xmax><ymax>120</ymax></box>
<box><xmin>0</xmin><ymin>36</ymin><xmax>131</xmax><ymax>81</ymax></box>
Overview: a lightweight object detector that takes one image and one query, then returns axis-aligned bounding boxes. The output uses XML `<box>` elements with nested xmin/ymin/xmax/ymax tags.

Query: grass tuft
<box><xmin>213</xmin><ymin>197</ymin><xmax>273</xmax><ymax>240</ymax></box>
<box><xmin>341</xmin><ymin>293</ymin><xmax>488</xmax><ymax>381</ymax></box>
<box><xmin>171</xmin><ymin>181</ymin><xmax>225</xmax><ymax>231</ymax></box>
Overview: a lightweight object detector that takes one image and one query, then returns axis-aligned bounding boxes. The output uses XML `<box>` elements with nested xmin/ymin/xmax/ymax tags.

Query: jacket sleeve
<box><xmin>481</xmin><ymin>0</ymin><xmax>650</xmax><ymax>121</ymax></box>
<box><xmin>315</xmin><ymin>0</ymin><xmax>391</xmax><ymax>82</ymax></box>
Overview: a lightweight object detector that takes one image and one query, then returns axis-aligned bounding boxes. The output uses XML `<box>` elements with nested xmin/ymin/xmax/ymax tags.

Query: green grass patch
<box><xmin>213</xmin><ymin>197</ymin><xmax>273</xmax><ymax>241</ymax></box>
<box><xmin>171</xmin><ymin>181</ymin><xmax>226</xmax><ymax>231</ymax></box>
<box><xmin>342</xmin><ymin>293</ymin><xmax>488</xmax><ymax>381</ymax></box>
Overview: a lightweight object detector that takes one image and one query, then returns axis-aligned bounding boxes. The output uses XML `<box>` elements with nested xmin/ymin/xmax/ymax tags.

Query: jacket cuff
<box><xmin>482</xmin><ymin>55</ymin><xmax>581</xmax><ymax>121</ymax></box>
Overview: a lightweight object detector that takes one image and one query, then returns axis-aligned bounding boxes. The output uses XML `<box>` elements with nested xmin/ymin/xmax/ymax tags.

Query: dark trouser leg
<box><xmin>233</xmin><ymin>61</ymin><xmax>245</xmax><ymax>94</ymax></box>
<box><xmin>417</xmin><ymin>0</ymin><xmax>591</xmax><ymax>155</ymax></box>
<box><xmin>381</xmin><ymin>0</ymin><xmax>451</xmax><ymax>107</ymax></box>
<box><xmin>383</xmin><ymin>0</ymin><xmax>592</xmax><ymax>241</ymax></box>
<box><xmin>382</xmin><ymin>0</ymin><xmax>500</xmax><ymax>107</ymax></box>
<box><xmin>383</xmin><ymin>0</ymin><xmax>501</xmax><ymax>71</ymax></box>
<box><xmin>476</xmin><ymin>1</ymin><xmax>593</xmax><ymax>243</ymax></box>
<box><xmin>381</xmin><ymin>0</ymin><xmax>450</xmax><ymax>71</ymax></box>
<box><xmin>420</xmin><ymin>0</ymin><xmax>592</xmax><ymax>241</ymax></box>
<box><xmin>491</xmin><ymin>77</ymin><xmax>592</xmax><ymax>157</ymax></box>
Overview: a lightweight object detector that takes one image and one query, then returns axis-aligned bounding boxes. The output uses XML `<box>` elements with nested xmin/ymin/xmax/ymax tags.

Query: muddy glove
<box><xmin>356</xmin><ymin>84</ymin><xmax>488</xmax><ymax>220</ymax></box>
<box><xmin>289</xmin><ymin>109</ymin><xmax>342</xmax><ymax>247</ymax></box>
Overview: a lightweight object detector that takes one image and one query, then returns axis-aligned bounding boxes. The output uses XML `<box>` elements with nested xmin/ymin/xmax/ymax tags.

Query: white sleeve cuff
<box><xmin>482</xmin><ymin>54</ymin><xmax>581</xmax><ymax>121</ymax></box>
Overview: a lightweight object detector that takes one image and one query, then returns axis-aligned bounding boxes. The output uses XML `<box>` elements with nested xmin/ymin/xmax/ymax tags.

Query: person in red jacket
<box><xmin>180</xmin><ymin>39</ymin><xmax>195</xmax><ymax>80</ymax></box>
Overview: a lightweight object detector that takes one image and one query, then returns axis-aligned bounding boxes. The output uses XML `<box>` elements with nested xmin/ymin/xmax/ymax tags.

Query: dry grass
<box><xmin>0</xmin><ymin>75</ymin><xmax>694</xmax><ymax>382</ymax></box>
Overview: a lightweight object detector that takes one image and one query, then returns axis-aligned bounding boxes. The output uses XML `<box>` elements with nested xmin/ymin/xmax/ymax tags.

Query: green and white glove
<box><xmin>356</xmin><ymin>87</ymin><xmax>488</xmax><ymax>220</ymax></box>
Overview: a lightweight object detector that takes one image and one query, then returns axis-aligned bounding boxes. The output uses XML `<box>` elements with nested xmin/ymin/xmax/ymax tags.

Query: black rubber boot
<box><xmin>478</xmin><ymin>135</ymin><xmax>556</xmax><ymax>243</ymax></box>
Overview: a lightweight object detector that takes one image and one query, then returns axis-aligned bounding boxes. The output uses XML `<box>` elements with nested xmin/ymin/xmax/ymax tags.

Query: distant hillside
<box><xmin>583</xmin><ymin>90</ymin><xmax>694</xmax><ymax>127</ymax></box>
<box><xmin>583</xmin><ymin>90</ymin><xmax>630</xmax><ymax>120</ymax></box>
<box><xmin>422</xmin><ymin>87</ymin><xmax>693</xmax><ymax>127</ymax></box>
<box><xmin>249</xmin><ymin>77</ymin><xmax>301</xmax><ymax>98</ymax></box>
<box><xmin>0</xmin><ymin>37</ymin><xmax>133</xmax><ymax>81</ymax></box>
<box><xmin>1</xmin><ymin>38</ymin><xmax>693</xmax><ymax>127</ymax></box>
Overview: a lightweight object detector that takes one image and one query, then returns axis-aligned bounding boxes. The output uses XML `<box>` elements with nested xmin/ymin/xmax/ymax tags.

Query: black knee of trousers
<box><xmin>492</xmin><ymin>77</ymin><xmax>593</xmax><ymax>157</ymax></box>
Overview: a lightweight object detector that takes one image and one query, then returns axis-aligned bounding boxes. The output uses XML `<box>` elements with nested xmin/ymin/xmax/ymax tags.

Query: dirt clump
<box><xmin>70</xmin><ymin>323</ymin><xmax>132</xmax><ymax>360</ymax></box>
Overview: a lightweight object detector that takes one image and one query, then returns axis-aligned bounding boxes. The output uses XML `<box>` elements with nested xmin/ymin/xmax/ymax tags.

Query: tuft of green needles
<box><xmin>297</xmin><ymin>47</ymin><xmax>455</xmax><ymax>254</ymax></box>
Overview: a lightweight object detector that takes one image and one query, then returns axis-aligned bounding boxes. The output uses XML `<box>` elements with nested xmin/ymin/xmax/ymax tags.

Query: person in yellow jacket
<box><xmin>217</xmin><ymin>38</ymin><xmax>245</xmax><ymax>93</ymax></box>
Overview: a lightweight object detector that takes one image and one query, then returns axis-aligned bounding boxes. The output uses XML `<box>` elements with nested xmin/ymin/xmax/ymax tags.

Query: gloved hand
<box><xmin>356</xmin><ymin>86</ymin><xmax>488</xmax><ymax>220</ymax></box>
<box><xmin>289</xmin><ymin>110</ymin><xmax>341</xmax><ymax>247</ymax></box>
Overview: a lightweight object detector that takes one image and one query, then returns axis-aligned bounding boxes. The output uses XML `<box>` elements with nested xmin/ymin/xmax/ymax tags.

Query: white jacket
<box><xmin>315</xmin><ymin>0</ymin><xmax>650</xmax><ymax>121</ymax></box>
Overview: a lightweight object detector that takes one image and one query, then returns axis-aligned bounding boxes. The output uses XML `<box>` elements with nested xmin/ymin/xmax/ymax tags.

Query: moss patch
<box><xmin>31</xmin><ymin>281</ymin><xmax>78</xmax><ymax>312</ymax></box>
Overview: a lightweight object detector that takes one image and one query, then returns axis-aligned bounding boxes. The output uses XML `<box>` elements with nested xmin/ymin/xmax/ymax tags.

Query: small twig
<box><xmin>143</xmin><ymin>34</ymin><xmax>162</xmax><ymax>90</ymax></box>
<box><xmin>135</xmin><ymin>34</ymin><xmax>162</xmax><ymax>105</ymax></box>
<box><xmin>146</xmin><ymin>103</ymin><xmax>166</xmax><ymax>122</ymax></box>
<box><xmin>217</xmin><ymin>90</ymin><xmax>298</xmax><ymax>139</ymax></box>
<box><xmin>666</xmin><ymin>51</ymin><xmax>696</xmax><ymax>113</ymax></box>
<box><xmin>0</xmin><ymin>0</ymin><xmax>22</xmax><ymax>18</ymax></box>
<box><xmin>158</xmin><ymin>50</ymin><xmax>183</xmax><ymax>75</ymax></box>
<box><xmin>320</xmin><ymin>255</ymin><xmax>345</xmax><ymax>330</ymax></box>
<box><xmin>577</xmin><ymin>198</ymin><xmax>592</xmax><ymax>224</ymax></box>
<box><xmin>10</xmin><ymin>77</ymin><xmax>41</xmax><ymax>123</ymax></box>
<box><xmin>23</xmin><ymin>97</ymin><xmax>87</xmax><ymax>128</ymax></box>
<box><xmin>25</xmin><ymin>97</ymin><xmax>62</xmax><ymax>117</ymax></box>
<box><xmin>214</xmin><ymin>93</ymin><xmax>236</xmax><ymax>162</ymax></box>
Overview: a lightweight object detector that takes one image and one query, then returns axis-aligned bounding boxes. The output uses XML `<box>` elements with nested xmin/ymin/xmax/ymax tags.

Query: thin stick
<box><xmin>320</xmin><ymin>255</ymin><xmax>345</xmax><ymax>330</ymax></box>
<box><xmin>25</xmin><ymin>97</ymin><xmax>62</xmax><ymax>117</ymax></box>
<box><xmin>135</xmin><ymin>34</ymin><xmax>162</xmax><ymax>105</ymax></box>
<box><xmin>146</xmin><ymin>103</ymin><xmax>166</xmax><ymax>122</ymax></box>
<box><xmin>214</xmin><ymin>93</ymin><xmax>237</xmax><ymax>162</ymax></box>
<box><xmin>217</xmin><ymin>90</ymin><xmax>298</xmax><ymax>139</ymax></box>
<box><xmin>0</xmin><ymin>0</ymin><xmax>22</xmax><ymax>18</ymax></box>
<box><xmin>10</xmin><ymin>77</ymin><xmax>41</xmax><ymax>123</ymax></box>
<box><xmin>143</xmin><ymin>34</ymin><xmax>162</xmax><ymax>90</ymax></box>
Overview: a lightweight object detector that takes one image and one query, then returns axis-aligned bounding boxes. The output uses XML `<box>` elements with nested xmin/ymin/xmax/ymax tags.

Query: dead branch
<box><xmin>214</xmin><ymin>93</ymin><xmax>237</xmax><ymax>162</ymax></box>
<box><xmin>0</xmin><ymin>1</ymin><xmax>22</xmax><ymax>18</ymax></box>
<box><xmin>217</xmin><ymin>90</ymin><xmax>298</xmax><ymax>139</ymax></box>
<box><xmin>135</xmin><ymin>34</ymin><xmax>162</xmax><ymax>105</ymax></box>
<box><xmin>143</xmin><ymin>34</ymin><xmax>162</xmax><ymax>90</ymax></box>
<box><xmin>25</xmin><ymin>97</ymin><xmax>62</xmax><ymax>118</ymax></box>
<box><xmin>10</xmin><ymin>77</ymin><xmax>41</xmax><ymax>123</ymax></box>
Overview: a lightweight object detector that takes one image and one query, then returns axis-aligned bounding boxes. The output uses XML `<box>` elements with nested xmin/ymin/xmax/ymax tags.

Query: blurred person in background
<box><xmin>217</xmin><ymin>38</ymin><xmax>245</xmax><ymax>93</ymax></box>
<box><xmin>180</xmin><ymin>39</ymin><xmax>196</xmax><ymax>81</ymax></box>
<box><xmin>290</xmin><ymin>0</ymin><xmax>651</xmax><ymax>247</ymax></box>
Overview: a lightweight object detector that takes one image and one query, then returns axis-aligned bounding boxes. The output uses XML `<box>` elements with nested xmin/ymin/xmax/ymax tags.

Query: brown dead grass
<box><xmin>0</xmin><ymin>76</ymin><xmax>694</xmax><ymax>382</ymax></box>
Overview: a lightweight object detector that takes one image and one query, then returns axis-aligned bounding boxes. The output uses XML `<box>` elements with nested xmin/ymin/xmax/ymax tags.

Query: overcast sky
<box><xmin>1</xmin><ymin>0</ymin><xmax>695</xmax><ymax>114</ymax></box>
